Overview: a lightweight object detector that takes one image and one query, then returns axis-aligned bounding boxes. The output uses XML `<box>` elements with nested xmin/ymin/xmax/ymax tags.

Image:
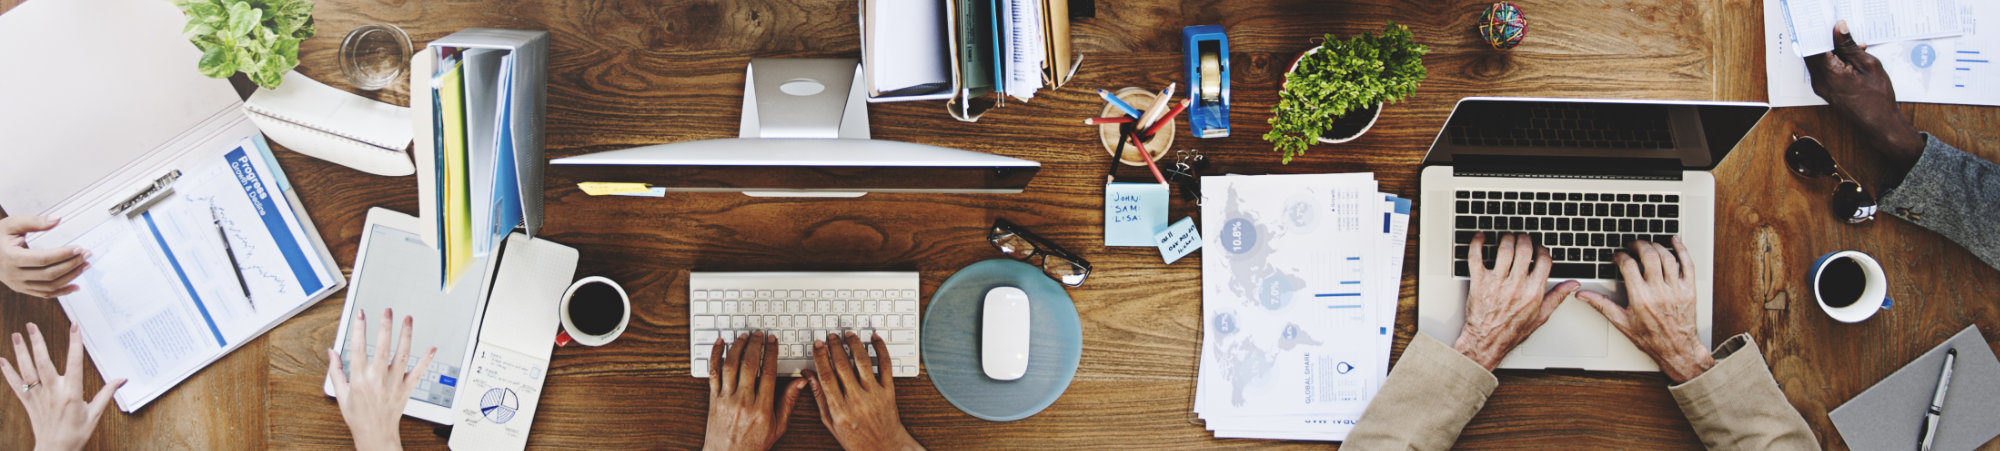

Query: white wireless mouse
<box><xmin>981</xmin><ymin>286</ymin><xmax>1032</xmax><ymax>381</ymax></box>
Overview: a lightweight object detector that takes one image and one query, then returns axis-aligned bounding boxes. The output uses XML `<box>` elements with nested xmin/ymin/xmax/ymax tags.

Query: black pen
<box><xmin>211</xmin><ymin>206</ymin><xmax>256</xmax><ymax>312</ymax></box>
<box><xmin>1919</xmin><ymin>348</ymin><xmax>1955</xmax><ymax>451</ymax></box>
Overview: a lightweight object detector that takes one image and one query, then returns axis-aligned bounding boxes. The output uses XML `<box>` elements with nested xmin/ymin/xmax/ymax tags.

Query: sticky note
<box><xmin>1154</xmin><ymin>216</ymin><xmax>1201</xmax><ymax>263</ymax></box>
<box><xmin>610</xmin><ymin>187</ymin><xmax>667</xmax><ymax>197</ymax></box>
<box><xmin>1105</xmin><ymin>182</ymin><xmax>1168</xmax><ymax>246</ymax></box>
<box><xmin>578</xmin><ymin>182</ymin><xmax>651</xmax><ymax>196</ymax></box>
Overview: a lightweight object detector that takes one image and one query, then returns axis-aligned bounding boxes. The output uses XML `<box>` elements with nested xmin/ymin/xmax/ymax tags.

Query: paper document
<box><xmin>448</xmin><ymin>234</ymin><xmax>578</xmax><ymax>451</ymax></box>
<box><xmin>61</xmin><ymin>138</ymin><xmax>336</xmax><ymax>411</ymax></box>
<box><xmin>867</xmin><ymin>0</ymin><xmax>951</xmax><ymax>95</ymax></box>
<box><xmin>1768</xmin><ymin>0</ymin><xmax>1996</xmax><ymax>106</ymax></box>
<box><xmin>1194</xmin><ymin>173</ymin><xmax>1397</xmax><ymax>441</ymax></box>
<box><xmin>1000</xmin><ymin>0</ymin><xmax>1046</xmax><ymax>100</ymax></box>
<box><xmin>1783</xmin><ymin>0</ymin><xmax>1962</xmax><ymax>56</ymax></box>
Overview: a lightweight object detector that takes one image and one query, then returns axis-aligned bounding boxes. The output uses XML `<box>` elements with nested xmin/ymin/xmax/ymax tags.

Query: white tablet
<box><xmin>322</xmin><ymin>207</ymin><xmax>501</xmax><ymax>424</ymax></box>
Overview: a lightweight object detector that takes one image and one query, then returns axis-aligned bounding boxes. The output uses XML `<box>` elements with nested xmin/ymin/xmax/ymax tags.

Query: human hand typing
<box><xmin>1576</xmin><ymin>237</ymin><xmax>1715</xmax><ymax>384</ymax></box>
<box><xmin>703</xmin><ymin>331</ymin><xmax>808</xmax><ymax>451</ymax></box>
<box><xmin>805</xmin><ymin>331</ymin><xmax>923</xmax><ymax>451</ymax></box>
<box><xmin>0</xmin><ymin>216</ymin><xmax>90</xmax><ymax>299</ymax></box>
<box><xmin>326</xmin><ymin>309</ymin><xmax>435</xmax><ymax>451</ymax></box>
<box><xmin>1453</xmin><ymin>233</ymin><xmax>1583</xmax><ymax>371</ymax></box>
<box><xmin>1805</xmin><ymin>20</ymin><xmax>1926</xmax><ymax>168</ymax></box>
<box><xmin>3</xmin><ymin>323</ymin><xmax>124</xmax><ymax>451</ymax></box>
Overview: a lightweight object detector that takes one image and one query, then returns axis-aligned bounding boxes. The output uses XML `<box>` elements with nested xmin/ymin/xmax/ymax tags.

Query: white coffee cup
<box><xmin>1810</xmin><ymin>250</ymin><xmax>1892</xmax><ymax>323</ymax></box>
<box><xmin>558</xmin><ymin>276</ymin><xmax>631</xmax><ymax>346</ymax></box>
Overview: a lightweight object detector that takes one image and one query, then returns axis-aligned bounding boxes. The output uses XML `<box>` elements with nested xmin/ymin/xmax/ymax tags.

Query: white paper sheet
<box><xmin>1783</xmin><ymin>0</ymin><xmax>1962</xmax><ymax>56</ymax></box>
<box><xmin>1769</xmin><ymin>0</ymin><xmax>1996</xmax><ymax>107</ymax></box>
<box><xmin>867</xmin><ymin>0</ymin><xmax>951</xmax><ymax>94</ymax></box>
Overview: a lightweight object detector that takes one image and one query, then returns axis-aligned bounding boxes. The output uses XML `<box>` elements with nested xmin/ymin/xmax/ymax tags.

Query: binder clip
<box><xmin>1182</xmin><ymin>25</ymin><xmax>1230</xmax><ymax>139</ymax></box>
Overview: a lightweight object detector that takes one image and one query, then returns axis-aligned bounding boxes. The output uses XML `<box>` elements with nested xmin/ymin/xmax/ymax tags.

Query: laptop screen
<box><xmin>1423</xmin><ymin>98</ymin><xmax>1767</xmax><ymax>173</ymax></box>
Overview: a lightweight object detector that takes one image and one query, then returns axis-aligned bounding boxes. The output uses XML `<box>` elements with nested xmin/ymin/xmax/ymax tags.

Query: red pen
<box><xmin>1085</xmin><ymin>116</ymin><xmax>1136</xmax><ymax>125</ymax></box>
<box><xmin>1141</xmin><ymin>100</ymin><xmax>1190</xmax><ymax>138</ymax></box>
<box><xmin>1127</xmin><ymin>134</ymin><xmax>1171</xmax><ymax>187</ymax></box>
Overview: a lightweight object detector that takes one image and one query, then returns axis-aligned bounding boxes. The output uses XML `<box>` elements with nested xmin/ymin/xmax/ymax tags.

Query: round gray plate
<box><xmin>920</xmin><ymin>259</ymin><xmax>1082</xmax><ymax>422</ymax></box>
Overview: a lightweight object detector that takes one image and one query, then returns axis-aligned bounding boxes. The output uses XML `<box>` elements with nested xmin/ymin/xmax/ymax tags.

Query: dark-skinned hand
<box><xmin>1452</xmin><ymin>232</ymin><xmax>1583</xmax><ymax>371</ymax></box>
<box><xmin>805</xmin><ymin>331</ymin><xmax>923</xmax><ymax>451</ymax></box>
<box><xmin>1805</xmin><ymin>20</ymin><xmax>1926</xmax><ymax>171</ymax></box>
<box><xmin>703</xmin><ymin>331</ymin><xmax>808</xmax><ymax>451</ymax></box>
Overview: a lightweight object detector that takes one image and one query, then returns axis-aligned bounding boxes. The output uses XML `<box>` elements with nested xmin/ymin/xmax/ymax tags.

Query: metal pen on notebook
<box><xmin>1919</xmin><ymin>348</ymin><xmax>1955</xmax><ymax>451</ymax></box>
<box><xmin>211</xmin><ymin>205</ymin><xmax>256</xmax><ymax>312</ymax></box>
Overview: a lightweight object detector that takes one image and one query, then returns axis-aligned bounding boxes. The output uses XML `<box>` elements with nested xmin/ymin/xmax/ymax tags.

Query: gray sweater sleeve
<box><xmin>1877</xmin><ymin>133</ymin><xmax>2000</xmax><ymax>271</ymax></box>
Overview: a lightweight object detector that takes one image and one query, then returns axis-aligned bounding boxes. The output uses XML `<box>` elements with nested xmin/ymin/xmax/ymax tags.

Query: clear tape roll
<box><xmin>1198</xmin><ymin>51</ymin><xmax>1222</xmax><ymax>103</ymax></box>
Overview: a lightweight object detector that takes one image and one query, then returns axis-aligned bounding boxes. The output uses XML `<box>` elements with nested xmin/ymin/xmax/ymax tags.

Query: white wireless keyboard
<box><xmin>689</xmin><ymin>272</ymin><xmax>922</xmax><ymax>378</ymax></box>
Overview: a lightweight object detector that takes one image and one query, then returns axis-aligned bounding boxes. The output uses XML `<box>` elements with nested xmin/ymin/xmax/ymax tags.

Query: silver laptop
<box><xmin>1416</xmin><ymin>97</ymin><xmax>1767</xmax><ymax>371</ymax></box>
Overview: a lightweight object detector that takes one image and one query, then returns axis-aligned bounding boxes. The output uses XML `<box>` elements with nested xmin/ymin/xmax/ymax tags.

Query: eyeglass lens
<box><xmin>990</xmin><ymin>230</ymin><xmax>1038</xmax><ymax>259</ymax></box>
<box><xmin>1785</xmin><ymin>137</ymin><xmax>1839</xmax><ymax>178</ymax></box>
<box><xmin>1832</xmin><ymin>180</ymin><xmax>1879</xmax><ymax>223</ymax></box>
<box><xmin>989</xmin><ymin>224</ymin><xmax>1090</xmax><ymax>286</ymax></box>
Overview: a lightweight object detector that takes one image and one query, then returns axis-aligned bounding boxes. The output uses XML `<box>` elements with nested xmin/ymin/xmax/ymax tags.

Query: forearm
<box><xmin>1877</xmin><ymin>133</ymin><xmax>2000</xmax><ymax>271</ymax></box>
<box><xmin>1347</xmin><ymin>334</ymin><xmax>1498</xmax><ymax>451</ymax></box>
<box><xmin>1667</xmin><ymin>334</ymin><xmax>1818</xmax><ymax>450</ymax></box>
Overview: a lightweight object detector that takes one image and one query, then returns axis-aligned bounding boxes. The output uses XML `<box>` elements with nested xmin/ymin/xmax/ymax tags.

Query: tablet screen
<box><xmin>337</xmin><ymin>224</ymin><xmax>491</xmax><ymax>408</ymax></box>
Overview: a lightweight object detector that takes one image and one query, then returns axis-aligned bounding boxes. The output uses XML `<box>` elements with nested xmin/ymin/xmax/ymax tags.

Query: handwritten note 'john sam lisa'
<box><xmin>1105</xmin><ymin>182</ymin><xmax>1168</xmax><ymax>246</ymax></box>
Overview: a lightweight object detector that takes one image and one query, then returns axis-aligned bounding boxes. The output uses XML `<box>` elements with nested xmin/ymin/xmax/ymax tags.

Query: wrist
<box><xmin>1451</xmin><ymin>334</ymin><xmax>1502</xmax><ymax>371</ymax></box>
<box><xmin>1662</xmin><ymin>348</ymin><xmax>1717</xmax><ymax>384</ymax></box>
<box><xmin>350</xmin><ymin>429</ymin><xmax>402</xmax><ymax>451</ymax></box>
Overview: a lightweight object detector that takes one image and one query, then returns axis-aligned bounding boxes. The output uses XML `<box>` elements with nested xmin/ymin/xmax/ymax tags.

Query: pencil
<box><xmin>1127</xmin><ymin>134</ymin><xmax>1171</xmax><ymax>187</ymax></box>
<box><xmin>1136</xmin><ymin>83</ymin><xmax>1177</xmax><ymax>130</ymax></box>
<box><xmin>1085</xmin><ymin>116</ymin><xmax>1135</xmax><ymax>125</ymax></box>
<box><xmin>1141</xmin><ymin>100</ymin><xmax>1190</xmax><ymax>138</ymax></box>
<box><xmin>1099</xmin><ymin>89</ymin><xmax>1144</xmax><ymax>118</ymax></box>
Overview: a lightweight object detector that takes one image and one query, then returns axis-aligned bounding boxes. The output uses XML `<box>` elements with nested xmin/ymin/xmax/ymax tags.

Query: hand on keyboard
<box><xmin>805</xmin><ymin>332</ymin><xmax>924</xmax><ymax>451</ymax></box>
<box><xmin>1576</xmin><ymin>237</ymin><xmax>1716</xmax><ymax>384</ymax></box>
<box><xmin>703</xmin><ymin>331</ymin><xmax>809</xmax><ymax>451</ymax></box>
<box><xmin>1452</xmin><ymin>233</ymin><xmax>1584</xmax><ymax>371</ymax></box>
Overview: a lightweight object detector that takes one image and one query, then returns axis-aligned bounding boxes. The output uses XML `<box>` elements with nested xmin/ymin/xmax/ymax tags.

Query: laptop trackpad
<box><xmin>1514</xmin><ymin>298</ymin><xmax>1609</xmax><ymax>358</ymax></box>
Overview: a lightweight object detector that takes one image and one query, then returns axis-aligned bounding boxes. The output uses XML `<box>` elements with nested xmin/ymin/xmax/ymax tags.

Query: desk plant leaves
<box><xmin>1265</xmin><ymin>22</ymin><xmax>1428</xmax><ymax>163</ymax></box>
<box><xmin>175</xmin><ymin>0</ymin><xmax>316</xmax><ymax>89</ymax></box>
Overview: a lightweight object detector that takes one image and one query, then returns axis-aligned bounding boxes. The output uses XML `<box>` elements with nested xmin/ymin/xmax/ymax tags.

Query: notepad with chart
<box><xmin>0</xmin><ymin>0</ymin><xmax>346</xmax><ymax>412</ymax></box>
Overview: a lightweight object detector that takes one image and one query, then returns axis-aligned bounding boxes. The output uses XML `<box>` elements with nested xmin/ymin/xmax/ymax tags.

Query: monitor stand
<box><xmin>738</xmin><ymin>58</ymin><xmax>871</xmax><ymax>140</ymax></box>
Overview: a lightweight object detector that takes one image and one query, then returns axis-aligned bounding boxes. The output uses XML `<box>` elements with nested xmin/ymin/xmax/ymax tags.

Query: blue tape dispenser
<box><xmin>1182</xmin><ymin>25</ymin><xmax>1230</xmax><ymax>139</ymax></box>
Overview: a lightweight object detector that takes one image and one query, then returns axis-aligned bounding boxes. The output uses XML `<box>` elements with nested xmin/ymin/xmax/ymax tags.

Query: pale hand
<box><xmin>1453</xmin><ymin>232</ymin><xmax>1583</xmax><ymax>370</ymax></box>
<box><xmin>703</xmin><ymin>331</ymin><xmax>807</xmax><ymax>451</ymax></box>
<box><xmin>0</xmin><ymin>216</ymin><xmax>90</xmax><ymax>299</ymax></box>
<box><xmin>1576</xmin><ymin>237</ymin><xmax>1715</xmax><ymax>384</ymax></box>
<box><xmin>2</xmin><ymin>323</ymin><xmax>125</xmax><ymax>451</ymax></box>
<box><xmin>806</xmin><ymin>332</ymin><xmax>923</xmax><ymax>451</ymax></box>
<box><xmin>326</xmin><ymin>309</ymin><xmax>436</xmax><ymax>451</ymax></box>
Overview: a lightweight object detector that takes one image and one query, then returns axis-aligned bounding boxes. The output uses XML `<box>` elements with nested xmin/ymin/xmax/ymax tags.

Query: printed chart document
<box><xmin>1783</xmin><ymin>0</ymin><xmax>1962</xmax><ymax>56</ymax></box>
<box><xmin>1768</xmin><ymin>0</ymin><xmax>1996</xmax><ymax>106</ymax></box>
<box><xmin>448</xmin><ymin>234</ymin><xmax>578</xmax><ymax>451</ymax></box>
<box><xmin>61</xmin><ymin>138</ymin><xmax>338</xmax><ymax>411</ymax></box>
<box><xmin>1194</xmin><ymin>173</ymin><xmax>1405</xmax><ymax>441</ymax></box>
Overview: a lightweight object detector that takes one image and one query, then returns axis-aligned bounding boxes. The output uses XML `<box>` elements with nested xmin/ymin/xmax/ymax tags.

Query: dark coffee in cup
<box><xmin>567</xmin><ymin>281</ymin><xmax>626</xmax><ymax>336</ymax></box>
<box><xmin>1818</xmin><ymin>257</ymin><xmax>1865</xmax><ymax>308</ymax></box>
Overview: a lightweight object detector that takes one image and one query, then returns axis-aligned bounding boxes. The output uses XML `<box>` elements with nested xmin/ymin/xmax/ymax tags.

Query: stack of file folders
<box><xmin>415</xmin><ymin>28</ymin><xmax>549</xmax><ymax>291</ymax></box>
<box><xmin>1193</xmin><ymin>173</ymin><xmax>1409</xmax><ymax>441</ymax></box>
<box><xmin>858</xmin><ymin>0</ymin><xmax>1081</xmax><ymax>121</ymax></box>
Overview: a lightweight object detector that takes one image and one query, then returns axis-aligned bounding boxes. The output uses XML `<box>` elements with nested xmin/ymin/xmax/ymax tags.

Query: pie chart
<box><xmin>479</xmin><ymin>388</ymin><xmax>519</xmax><ymax>424</ymax></box>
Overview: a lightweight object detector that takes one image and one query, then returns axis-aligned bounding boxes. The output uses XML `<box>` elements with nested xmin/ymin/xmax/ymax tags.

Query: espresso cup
<box><xmin>558</xmin><ymin>276</ymin><xmax>631</xmax><ymax>346</ymax></box>
<box><xmin>1810</xmin><ymin>250</ymin><xmax>1892</xmax><ymax>323</ymax></box>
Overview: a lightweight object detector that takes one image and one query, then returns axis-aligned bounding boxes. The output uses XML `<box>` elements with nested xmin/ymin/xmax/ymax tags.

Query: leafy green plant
<box><xmin>1265</xmin><ymin>22</ymin><xmax>1428</xmax><ymax>164</ymax></box>
<box><xmin>175</xmin><ymin>0</ymin><xmax>316</xmax><ymax>89</ymax></box>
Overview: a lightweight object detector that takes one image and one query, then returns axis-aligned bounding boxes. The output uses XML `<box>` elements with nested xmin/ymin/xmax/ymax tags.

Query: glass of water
<box><xmin>339</xmin><ymin>23</ymin><xmax>412</xmax><ymax>91</ymax></box>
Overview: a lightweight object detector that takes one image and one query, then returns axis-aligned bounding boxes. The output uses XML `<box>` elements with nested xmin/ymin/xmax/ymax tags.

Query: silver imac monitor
<box><xmin>550</xmin><ymin>58</ymin><xmax>1040</xmax><ymax>197</ymax></box>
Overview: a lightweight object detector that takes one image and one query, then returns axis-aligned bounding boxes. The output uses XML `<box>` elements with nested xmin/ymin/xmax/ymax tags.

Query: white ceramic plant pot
<box><xmin>1283</xmin><ymin>47</ymin><xmax>1384</xmax><ymax>144</ymax></box>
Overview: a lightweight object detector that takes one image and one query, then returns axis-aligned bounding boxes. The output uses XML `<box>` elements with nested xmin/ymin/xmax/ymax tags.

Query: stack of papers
<box><xmin>1194</xmin><ymin>173</ymin><xmax>1409</xmax><ymax>442</ymax></box>
<box><xmin>1767</xmin><ymin>0</ymin><xmax>1997</xmax><ymax>106</ymax></box>
<box><xmin>431</xmin><ymin>47</ymin><xmax>526</xmax><ymax>291</ymax></box>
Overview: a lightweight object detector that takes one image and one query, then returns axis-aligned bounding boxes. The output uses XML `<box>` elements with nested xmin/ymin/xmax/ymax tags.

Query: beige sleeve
<box><xmin>1345</xmin><ymin>333</ymin><xmax>1498</xmax><ymax>451</ymax></box>
<box><xmin>1668</xmin><ymin>333</ymin><xmax>1820</xmax><ymax>450</ymax></box>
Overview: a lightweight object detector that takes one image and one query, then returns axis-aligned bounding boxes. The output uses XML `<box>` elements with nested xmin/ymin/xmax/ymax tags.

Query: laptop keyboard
<box><xmin>1452</xmin><ymin>190</ymin><xmax>1681</xmax><ymax>279</ymax></box>
<box><xmin>1448</xmin><ymin>103</ymin><xmax>1677</xmax><ymax>149</ymax></box>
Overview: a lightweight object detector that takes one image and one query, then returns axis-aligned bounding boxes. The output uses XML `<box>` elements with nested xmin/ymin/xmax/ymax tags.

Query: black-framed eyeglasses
<box><xmin>988</xmin><ymin>218</ymin><xmax>1092</xmax><ymax>286</ymax></box>
<box><xmin>1785</xmin><ymin>135</ymin><xmax>1877</xmax><ymax>224</ymax></box>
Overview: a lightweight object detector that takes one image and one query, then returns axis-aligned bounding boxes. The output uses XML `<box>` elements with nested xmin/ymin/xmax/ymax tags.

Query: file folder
<box><xmin>415</xmin><ymin>28</ymin><xmax>550</xmax><ymax>291</ymax></box>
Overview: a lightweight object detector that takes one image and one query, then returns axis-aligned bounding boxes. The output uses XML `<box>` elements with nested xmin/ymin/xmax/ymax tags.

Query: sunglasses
<box><xmin>1785</xmin><ymin>135</ymin><xmax>1877</xmax><ymax>224</ymax></box>
<box><xmin>988</xmin><ymin>218</ymin><xmax>1092</xmax><ymax>286</ymax></box>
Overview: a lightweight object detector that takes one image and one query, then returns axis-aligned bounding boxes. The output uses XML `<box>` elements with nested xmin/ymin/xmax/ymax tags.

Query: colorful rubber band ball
<box><xmin>1479</xmin><ymin>2</ymin><xmax>1528</xmax><ymax>50</ymax></box>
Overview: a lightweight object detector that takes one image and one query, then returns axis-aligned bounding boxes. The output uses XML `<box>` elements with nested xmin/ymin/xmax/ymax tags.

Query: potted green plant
<box><xmin>174</xmin><ymin>0</ymin><xmax>316</xmax><ymax>91</ymax></box>
<box><xmin>1265</xmin><ymin>22</ymin><xmax>1428</xmax><ymax>164</ymax></box>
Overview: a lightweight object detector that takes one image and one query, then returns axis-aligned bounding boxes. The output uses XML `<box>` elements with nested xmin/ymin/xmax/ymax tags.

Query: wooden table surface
<box><xmin>3</xmin><ymin>0</ymin><xmax>1997</xmax><ymax>448</ymax></box>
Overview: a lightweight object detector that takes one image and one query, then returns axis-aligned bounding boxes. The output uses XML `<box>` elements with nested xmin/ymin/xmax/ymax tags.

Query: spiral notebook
<box><xmin>243</xmin><ymin>71</ymin><xmax>415</xmax><ymax>176</ymax></box>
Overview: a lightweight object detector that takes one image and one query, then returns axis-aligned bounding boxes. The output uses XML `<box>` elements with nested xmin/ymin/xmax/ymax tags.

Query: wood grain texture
<box><xmin>2</xmin><ymin>0</ymin><xmax>1998</xmax><ymax>448</ymax></box>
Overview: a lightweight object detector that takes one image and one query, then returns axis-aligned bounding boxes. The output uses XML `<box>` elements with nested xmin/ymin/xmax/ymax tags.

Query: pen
<box><xmin>1085</xmin><ymin>116</ymin><xmax>1135</xmax><ymax>125</ymax></box>
<box><xmin>1137</xmin><ymin>82</ymin><xmax>1178</xmax><ymax>130</ymax></box>
<box><xmin>1099</xmin><ymin>89</ymin><xmax>1144</xmax><ymax>118</ymax></box>
<box><xmin>1125</xmin><ymin>130</ymin><xmax>1170</xmax><ymax>187</ymax></box>
<box><xmin>1141</xmin><ymin>100</ymin><xmax>1190</xmax><ymax>139</ymax></box>
<box><xmin>1919</xmin><ymin>348</ymin><xmax>1956</xmax><ymax>451</ymax></box>
<box><xmin>211</xmin><ymin>206</ymin><xmax>255</xmax><ymax>312</ymax></box>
